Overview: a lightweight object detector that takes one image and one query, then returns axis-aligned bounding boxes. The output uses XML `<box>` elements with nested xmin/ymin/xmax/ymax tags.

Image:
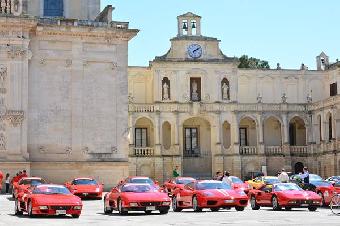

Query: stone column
<box><xmin>231</xmin><ymin>112</ymin><xmax>239</xmax><ymax>154</ymax></box>
<box><xmin>154</xmin><ymin>112</ymin><xmax>161</xmax><ymax>155</ymax></box>
<box><xmin>257</xmin><ymin>114</ymin><xmax>264</xmax><ymax>154</ymax></box>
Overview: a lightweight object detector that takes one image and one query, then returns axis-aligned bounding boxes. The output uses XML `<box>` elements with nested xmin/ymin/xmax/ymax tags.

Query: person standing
<box><xmin>222</xmin><ymin>171</ymin><xmax>232</xmax><ymax>186</ymax></box>
<box><xmin>278</xmin><ymin>169</ymin><xmax>289</xmax><ymax>183</ymax></box>
<box><xmin>213</xmin><ymin>171</ymin><xmax>223</xmax><ymax>181</ymax></box>
<box><xmin>300</xmin><ymin>167</ymin><xmax>310</xmax><ymax>184</ymax></box>
<box><xmin>173</xmin><ymin>166</ymin><xmax>180</xmax><ymax>178</ymax></box>
<box><xmin>0</xmin><ymin>170</ymin><xmax>3</xmax><ymax>193</ymax></box>
<box><xmin>5</xmin><ymin>173</ymin><xmax>10</xmax><ymax>194</ymax></box>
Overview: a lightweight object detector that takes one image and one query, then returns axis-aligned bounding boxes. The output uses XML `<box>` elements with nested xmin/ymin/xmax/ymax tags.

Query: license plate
<box><xmin>83</xmin><ymin>193</ymin><xmax>88</xmax><ymax>196</ymax></box>
<box><xmin>224</xmin><ymin>200</ymin><xmax>234</xmax><ymax>203</ymax></box>
<box><xmin>301</xmin><ymin>204</ymin><xmax>309</xmax><ymax>207</ymax></box>
<box><xmin>146</xmin><ymin>206</ymin><xmax>156</xmax><ymax>211</ymax></box>
<box><xmin>56</xmin><ymin>210</ymin><xmax>67</xmax><ymax>215</ymax></box>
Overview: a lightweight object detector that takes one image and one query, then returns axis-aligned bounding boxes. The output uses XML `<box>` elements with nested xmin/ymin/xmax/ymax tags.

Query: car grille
<box><xmin>207</xmin><ymin>201</ymin><xmax>217</xmax><ymax>205</ymax></box>
<box><xmin>139</xmin><ymin>202</ymin><xmax>161</xmax><ymax>206</ymax></box>
<box><xmin>50</xmin><ymin>206</ymin><xmax>72</xmax><ymax>210</ymax></box>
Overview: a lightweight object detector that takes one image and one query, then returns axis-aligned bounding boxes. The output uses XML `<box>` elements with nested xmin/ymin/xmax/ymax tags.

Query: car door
<box><xmin>180</xmin><ymin>182</ymin><xmax>195</xmax><ymax>206</ymax></box>
<box><xmin>260</xmin><ymin>186</ymin><xmax>273</xmax><ymax>205</ymax></box>
<box><xmin>109</xmin><ymin>185</ymin><xmax>121</xmax><ymax>208</ymax></box>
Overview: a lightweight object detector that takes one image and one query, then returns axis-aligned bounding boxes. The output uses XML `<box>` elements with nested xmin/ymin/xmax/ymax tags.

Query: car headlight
<box><xmin>312</xmin><ymin>201</ymin><xmax>320</xmax><ymax>204</ymax></box>
<box><xmin>203</xmin><ymin>192</ymin><xmax>214</xmax><ymax>197</ymax></box>
<box><xmin>162</xmin><ymin>201</ymin><xmax>171</xmax><ymax>206</ymax></box>
<box><xmin>288</xmin><ymin>200</ymin><xmax>297</xmax><ymax>204</ymax></box>
<box><xmin>39</xmin><ymin>206</ymin><xmax>48</xmax><ymax>210</ymax></box>
<box><xmin>129</xmin><ymin>202</ymin><xmax>138</xmax><ymax>207</ymax></box>
<box><xmin>95</xmin><ymin>188</ymin><xmax>100</xmax><ymax>193</ymax></box>
<box><xmin>73</xmin><ymin>206</ymin><xmax>82</xmax><ymax>210</ymax></box>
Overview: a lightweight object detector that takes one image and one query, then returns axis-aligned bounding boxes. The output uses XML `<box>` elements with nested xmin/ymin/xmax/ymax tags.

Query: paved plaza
<box><xmin>0</xmin><ymin>194</ymin><xmax>339</xmax><ymax>226</ymax></box>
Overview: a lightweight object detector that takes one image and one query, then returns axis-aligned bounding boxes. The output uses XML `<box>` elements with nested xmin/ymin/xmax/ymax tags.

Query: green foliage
<box><xmin>238</xmin><ymin>55</ymin><xmax>270</xmax><ymax>69</ymax></box>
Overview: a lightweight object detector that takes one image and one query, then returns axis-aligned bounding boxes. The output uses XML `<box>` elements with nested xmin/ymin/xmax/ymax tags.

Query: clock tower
<box><xmin>154</xmin><ymin>12</ymin><xmax>235</xmax><ymax>62</ymax></box>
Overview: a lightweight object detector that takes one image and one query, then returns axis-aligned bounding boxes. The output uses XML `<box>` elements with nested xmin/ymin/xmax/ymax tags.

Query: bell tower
<box><xmin>177</xmin><ymin>12</ymin><xmax>201</xmax><ymax>36</ymax></box>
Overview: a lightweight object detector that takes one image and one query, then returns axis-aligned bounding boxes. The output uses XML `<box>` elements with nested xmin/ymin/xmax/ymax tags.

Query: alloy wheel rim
<box><xmin>273</xmin><ymin>197</ymin><xmax>277</xmax><ymax>208</ymax></box>
<box><xmin>251</xmin><ymin>197</ymin><xmax>255</xmax><ymax>207</ymax></box>
<box><xmin>172</xmin><ymin>197</ymin><xmax>177</xmax><ymax>209</ymax></box>
<box><xmin>119</xmin><ymin>200</ymin><xmax>122</xmax><ymax>212</ymax></box>
<box><xmin>15</xmin><ymin>200</ymin><xmax>18</xmax><ymax>213</ymax></box>
<box><xmin>193</xmin><ymin>197</ymin><xmax>198</xmax><ymax>210</ymax></box>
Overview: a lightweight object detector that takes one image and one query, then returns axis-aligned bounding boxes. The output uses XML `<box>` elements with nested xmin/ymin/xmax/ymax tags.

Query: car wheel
<box><xmin>235</xmin><ymin>206</ymin><xmax>245</xmax><ymax>211</ymax></box>
<box><xmin>210</xmin><ymin>207</ymin><xmax>219</xmax><ymax>212</ymax></box>
<box><xmin>104</xmin><ymin>196</ymin><xmax>113</xmax><ymax>214</ymax></box>
<box><xmin>308</xmin><ymin>206</ymin><xmax>317</xmax><ymax>212</ymax></box>
<box><xmin>72</xmin><ymin>214</ymin><xmax>80</xmax><ymax>218</ymax></box>
<box><xmin>317</xmin><ymin>192</ymin><xmax>325</xmax><ymax>206</ymax></box>
<box><xmin>14</xmin><ymin>199</ymin><xmax>23</xmax><ymax>216</ymax></box>
<box><xmin>118</xmin><ymin>199</ymin><xmax>128</xmax><ymax>215</ymax></box>
<box><xmin>250</xmin><ymin>196</ymin><xmax>260</xmax><ymax>210</ymax></box>
<box><xmin>272</xmin><ymin>196</ymin><xmax>281</xmax><ymax>211</ymax></box>
<box><xmin>144</xmin><ymin>210</ymin><xmax>152</xmax><ymax>215</ymax></box>
<box><xmin>12</xmin><ymin>190</ymin><xmax>15</xmax><ymax>199</ymax></box>
<box><xmin>159</xmin><ymin>209</ymin><xmax>169</xmax><ymax>214</ymax></box>
<box><xmin>28</xmin><ymin>201</ymin><xmax>34</xmax><ymax>217</ymax></box>
<box><xmin>285</xmin><ymin>207</ymin><xmax>292</xmax><ymax>211</ymax></box>
<box><xmin>172</xmin><ymin>196</ymin><xmax>182</xmax><ymax>212</ymax></box>
<box><xmin>192</xmin><ymin>196</ymin><xmax>202</xmax><ymax>212</ymax></box>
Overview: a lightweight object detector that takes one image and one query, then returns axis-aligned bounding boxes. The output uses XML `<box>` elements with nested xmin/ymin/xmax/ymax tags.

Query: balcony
<box><xmin>0</xmin><ymin>0</ymin><xmax>22</xmax><ymax>16</ymax></box>
<box><xmin>265</xmin><ymin>146</ymin><xmax>283</xmax><ymax>155</ymax></box>
<box><xmin>131</xmin><ymin>147</ymin><xmax>154</xmax><ymax>157</ymax></box>
<box><xmin>290</xmin><ymin>146</ymin><xmax>308</xmax><ymax>157</ymax></box>
<box><xmin>239</xmin><ymin>146</ymin><xmax>257</xmax><ymax>155</ymax></box>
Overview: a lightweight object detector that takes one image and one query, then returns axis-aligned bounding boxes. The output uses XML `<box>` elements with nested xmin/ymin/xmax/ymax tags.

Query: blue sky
<box><xmin>102</xmin><ymin>0</ymin><xmax>339</xmax><ymax>69</ymax></box>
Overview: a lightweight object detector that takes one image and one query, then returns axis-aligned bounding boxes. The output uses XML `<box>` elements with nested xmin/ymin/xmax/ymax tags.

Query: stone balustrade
<box><xmin>239</xmin><ymin>146</ymin><xmax>257</xmax><ymax>155</ymax></box>
<box><xmin>0</xmin><ymin>0</ymin><xmax>22</xmax><ymax>16</ymax></box>
<box><xmin>133</xmin><ymin>147</ymin><xmax>154</xmax><ymax>156</ymax></box>
<box><xmin>265</xmin><ymin>146</ymin><xmax>283</xmax><ymax>155</ymax></box>
<box><xmin>289</xmin><ymin>146</ymin><xmax>308</xmax><ymax>156</ymax></box>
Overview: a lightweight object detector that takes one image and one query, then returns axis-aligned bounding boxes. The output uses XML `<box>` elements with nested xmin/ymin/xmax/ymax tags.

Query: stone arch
<box><xmin>162</xmin><ymin>121</ymin><xmax>171</xmax><ymax>150</ymax></box>
<box><xmin>222</xmin><ymin>120</ymin><xmax>231</xmax><ymax>149</ymax></box>
<box><xmin>239</xmin><ymin>116</ymin><xmax>257</xmax><ymax>146</ymax></box>
<box><xmin>325</xmin><ymin>111</ymin><xmax>333</xmax><ymax>141</ymax></box>
<box><xmin>134</xmin><ymin>117</ymin><xmax>154</xmax><ymax>147</ymax></box>
<box><xmin>133</xmin><ymin>115</ymin><xmax>154</xmax><ymax>126</ymax></box>
<box><xmin>263</xmin><ymin>116</ymin><xmax>282</xmax><ymax>146</ymax></box>
<box><xmin>289</xmin><ymin>116</ymin><xmax>306</xmax><ymax>146</ymax></box>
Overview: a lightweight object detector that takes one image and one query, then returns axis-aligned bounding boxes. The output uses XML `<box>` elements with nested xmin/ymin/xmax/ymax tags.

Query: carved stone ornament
<box><xmin>204</xmin><ymin>94</ymin><xmax>210</xmax><ymax>101</ymax></box>
<box><xmin>82</xmin><ymin>146</ymin><xmax>89</xmax><ymax>154</ymax></box>
<box><xmin>40</xmin><ymin>58</ymin><xmax>46</xmax><ymax>65</ymax></box>
<box><xmin>257</xmin><ymin>93</ymin><xmax>262</xmax><ymax>103</ymax></box>
<box><xmin>111</xmin><ymin>146</ymin><xmax>118</xmax><ymax>153</ymax></box>
<box><xmin>0</xmin><ymin>65</ymin><xmax>7</xmax><ymax>82</ymax></box>
<box><xmin>281</xmin><ymin>93</ymin><xmax>287</xmax><ymax>103</ymax></box>
<box><xmin>65</xmin><ymin>59</ymin><xmax>72</xmax><ymax>67</ymax></box>
<box><xmin>6</xmin><ymin>110</ymin><xmax>24</xmax><ymax>127</ymax></box>
<box><xmin>0</xmin><ymin>133</ymin><xmax>6</xmax><ymax>151</ymax></box>
<box><xmin>65</xmin><ymin>146</ymin><xmax>72</xmax><ymax>155</ymax></box>
<box><xmin>7</xmin><ymin>46</ymin><xmax>26</xmax><ymax>59</ymax></box>
<box><xmin>182</xmin><ymin>93</ymin><xmax>190</xmax><ymax>102</ymax></box>
<box><xmin>39</xmin><ymin>146</ymin><xmax>46</xmax><ymax>153</ymax></box>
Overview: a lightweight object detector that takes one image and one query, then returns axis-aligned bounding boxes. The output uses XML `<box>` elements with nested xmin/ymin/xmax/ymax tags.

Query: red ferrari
<box><xmin>249</xmin><ymin>183</ymin><xmax>322</xmax><ymax>211</ymax></box>
<box><xmin>15</xmin><ymin>184</ymin><xmax>82</xmax><ymax>218</ymax></box>
<box><xmin>163</xmin><ymin>177</ymin><xmax>196</xmax><ymax>196</ymax></box>
<box><xmin>104</xmin><ymin>183</ymin><xmax>171</xmax><ymax>215</ymax></box>
<box><xmin>229</xmin><ymin>176</ymin><xmax>251</xmax><ymax>194</ymax></box>
<box><xmin>65</xmin><ymin>178</ymin><xmax>103</xmax><ymax>200</ymax></box>
<box><xmin>12</xmin><ymin>177</ymin><xmax>46</xmax><ymax>199</ymax></box>
<box><xmin>172</xmin><ymin>180</ymin><xmax>248</xmax><ymax>212</ymax></box>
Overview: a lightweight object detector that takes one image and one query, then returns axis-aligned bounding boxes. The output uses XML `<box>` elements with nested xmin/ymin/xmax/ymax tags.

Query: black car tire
<box><xmin>250</xmin><ymin>196</ymin><xmax>260</xmax><ymax>210</ymax></box>
<box><xmin>235</xmin><ymin>206</ymin><xmax>245</xmax><ymax>211</ymax></box>
<box><xmin>272</xmin><ymin>196</ymin><xmax>281</xmax><ymax>211</ymax></box>
<box><xmin>172</xmin><ymin>196</ymin><xmax>182</xmax><ymax>212</ymax></box>
<box><xmin>308</xmin><ymin>206</ymin><xmax>317</xmax><ymax>211</ymax></box>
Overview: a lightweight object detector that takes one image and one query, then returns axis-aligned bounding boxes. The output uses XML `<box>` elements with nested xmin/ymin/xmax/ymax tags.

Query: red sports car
<box><xmin>12</xmin><ymin>177</ymin><xmax>46</xmax><ymax>199</ymax></box>
<box><xmin>172</xmin><ymin>180</ymin><xmax>248</xmax><ymax>212</ymax></box>
<box><xmin>249</xmin><ymin>183</ymin><xmax>322</xmax><ymax>211</ymax></box>
<box><xmin>104</xmin><ymin>183</ymin><xmax>171</xmax><ymax>215</ymax></box>
<box><xmin>65</xmin><ymin>178</ymin><xmax>103</xmax><ymax>199</ymax></box>
<box><xmin>163</xmin><ymin>177</ymin><xmax>196</xmax><ymax>196</ymax></box>
<box><xmin>15</xmin><ymin>184</ymin><xmax>82</xmax><ymax>218</ymax></box>
<box><xmin>229</xmin><ymin>176</ymin><xmax>251</xmax><ymax>194</ymax></box>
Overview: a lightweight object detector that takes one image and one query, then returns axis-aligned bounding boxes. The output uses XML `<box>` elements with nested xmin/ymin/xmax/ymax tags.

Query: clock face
<box><xmin>188</xmin><ymin>44</ymin><xmax>202</xmax><ymax>59</ymax></box>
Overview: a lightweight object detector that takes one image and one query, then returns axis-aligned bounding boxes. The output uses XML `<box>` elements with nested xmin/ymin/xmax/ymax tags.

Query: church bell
<box><xmin>182</xmin><ymin>22</ymin><xmax>188</xmax><ymax>31</ymax></box>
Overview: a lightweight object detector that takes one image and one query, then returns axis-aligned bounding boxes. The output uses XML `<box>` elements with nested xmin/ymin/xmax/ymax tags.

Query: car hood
<box><xmin>121</xmin><ymin>192</ymin><xmax>170</xmax><ymax>202</ymax></box>
<box><xmin>279</xmin><ymin>190</ymin><xmax>320</xmax><ymax>199</ymax></box>
<box><xmin>32</xmin><ymin>194</ymin><xmax>82</xmax><ymax>205</ymax></box>
<box><xmin>200</xmin><ymin>189</ymin><xmax>247</xmax><ymax>199</ymax></box>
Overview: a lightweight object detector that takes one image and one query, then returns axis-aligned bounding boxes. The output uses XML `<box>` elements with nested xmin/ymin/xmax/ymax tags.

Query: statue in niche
<box><xmin>162</xmin><ymin>82</ymin><xmax>169</xmax><ymax>100</ymax></box>
<box><xmin>282</xmin><ymin>93</ymin><xmax>287</xmax><ymax>103</ymax></box>
<box><xmin>191</xmin><ymin>80</ymin><xmax>199</xmax><ymax>101</ymax></box>
<box><xmin>222</xmin><ymin>82</ymin><xmax>230</xmax><ymax>100</ymax></box>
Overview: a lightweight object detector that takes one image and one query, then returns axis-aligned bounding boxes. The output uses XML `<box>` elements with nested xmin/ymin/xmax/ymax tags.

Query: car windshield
<box><xmin>273</xmin><ymin>184</ymin><xmax>302</xmax><ymax>191</ymax></box>
<box><xmin>33</xmin><ymin>186</ymin><xmax>71</xmax><ymax>195</ymax></box>
<box><xmin>20</xmin><ymin>179</ymin><xmax>45</xmax><ymax>186</ymax></box>
<box><xmin>129</xmin><ymin>178</ymin><xmax>154</xmax><ymax>185</ymax></box>
<box><xmin>230</xmin><ymin>177</ymin><xmax>243</xmax><ymax>184</ymax></box>
<box><xmin>309</xmin><ymin>174</ymin><xmax>323</xmax><ymax>181</ymax></box>
<box><xmin>176</xmin><ymin>178</ymin><xmax>195</xmax><ymax>185</ymax></box>
<box><xmin>196</xmin><ymin>182</ymin><xmax>232</xmax><ymax>190</ymax></box>
<box><xmin>263</xmin><ymin>178</ymin><xmax>280</xmax><ymax>184</ymax></box>
<box><xmin>121</xmin><ymin>184</ymin><xmax>154</xmax><ymax>193</ymax></box>
<box><xmin>73</xmin><ymin>179</ymin><xmax>97</xmax><ymax>185</ymax></box>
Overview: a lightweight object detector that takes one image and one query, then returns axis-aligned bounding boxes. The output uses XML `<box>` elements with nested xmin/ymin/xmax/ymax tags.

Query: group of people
<box><xmin>213</xmin><ymin>171</ymin><xmax>233</xmax><ymax>185</ymax></box>
<box><xmin>277</xmin><ymin>167</ymin><xmax>310</xmax><ymax>183</ymax></box>
<box><xmin>0</xmin><ymin>170</ymin><xmax>28</xmax><ymax>194</ymax></box>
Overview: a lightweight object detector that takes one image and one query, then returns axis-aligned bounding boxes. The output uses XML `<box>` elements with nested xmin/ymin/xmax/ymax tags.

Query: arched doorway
<box><xmin>182</xmin><ymin>117</ymin><xmax>211</xmax><ymax>178</ymax></box>
<box><xmin>162</xmin><ymin>121</ymin><xmax>171</xmax><ymax>150</ymax></box>
<box><xmin>239</xmin><ymin>116</ymin><xmax>257</xmax><ymax>147</ymax></box>
<box><xmin>222</xmin><ymin>121</ymin><xmax>231</xmax><ymax>149</ymax></box>
<box><xmin>294</xmin><ymin>162</ymin><xmax>304</xmax><ymax>174</ymax></box>
<box><xmin>289</xmin><ymin>116</ymin><xmax>306</xmax><ymax>146</ymax></box>
<box><xmin>134</xmin><ymin>117</ymin><xmax>154</xmax><ymax>148</ymax></box>
<box><xmin>263</xmin><ymin>116</ymin><xmax>282</xmax><ymax>146</ymax></box>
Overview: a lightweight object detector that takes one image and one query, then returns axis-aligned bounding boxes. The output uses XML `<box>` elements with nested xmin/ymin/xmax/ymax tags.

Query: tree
<box><xmin>238</xmin><ymin>55</ymin><xmax>270</xmax><ymax>69</ymax></box>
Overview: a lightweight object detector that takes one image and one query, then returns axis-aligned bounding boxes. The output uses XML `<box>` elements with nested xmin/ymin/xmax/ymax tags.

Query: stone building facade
<box><xmin>128</xmin><ymin>12</ymin><xmax>340</xmax><ymax>181</ymax></box>
<box><xmin>0</xmin><ymin>0</ymin><xmax>138</xmax><ymax>189</ymax></box>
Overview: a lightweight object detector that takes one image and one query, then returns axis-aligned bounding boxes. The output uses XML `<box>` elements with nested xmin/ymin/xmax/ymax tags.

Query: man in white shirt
<box><xmin>278</xmin><ymin>169</ymin><xmax>289</xmax><ymax>183</ymax></box>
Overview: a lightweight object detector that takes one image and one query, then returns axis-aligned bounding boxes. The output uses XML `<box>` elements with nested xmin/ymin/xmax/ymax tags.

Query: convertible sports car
<box><xmin>65</xmin><ymin>178</ymin><xmax>103</xmax><ymax>199</ymax></box>
<box><xmin>104</xmin><ymin>183</ymin><xmax>171</xmax><ymax>215</ymax></box>
<box><xmin>172</xmin><ymin>180</ymin><xmax>248</xmax><ymax>212</ymax></box>
<box><xmin>229</xmin><ymin>176</ymin><xmax>251</xmax><ymax>193</ymax></box>
<box><xmin>249</xmin><ymin>183</ymin><xmax>322</xmax><ymax>211</ymax></box>
<box><xmin>326</xmin><ymin>176</ymin><xmax>340</xmax><ymax>185</ymax></box>
<box><xmin>15</xmin><ymin>184</ymin><xmax>82</xmax><ymax>218</ymax></box>
<box><xmin>333</xmin><ymin>181</ymin><xmax>340</xmax><ymax>193</ymax></box>
<box><xmin>246</xmin><ymin>176</ymin><xmax>280</xmax><ymax>190</ymax></box>
<box><xmin>163</xmin><ymin>177</ymin><xmax>196</xmax><ymax>196</ymax></box>
<box><xmin>291</xmin><ymin>174</ymin><xmax>335</xmax><ymax>206</ymax></box>
<box><xmin>12</xmin><ymin>177</ymin><xmax>46</xmax><ymax>199</ymax></box>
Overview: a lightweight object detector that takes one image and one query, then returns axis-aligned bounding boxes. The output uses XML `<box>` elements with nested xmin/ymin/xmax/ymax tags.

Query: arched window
<box><xmin>44</xmin><ymin>0</ymin><xmax>64</xmax><ymax>17</ymax></box>
<box><xmin>328</xmin><ymin>114</ymin><xmax>333</xmax><ymax>141</ymax></box>
<box><xmin>162</xmin><ymin>77</ymin><xmax>170</xmax><ymax>100</ymax></box>
<box><xmin>221</xmin><ymin>78</ymin><xmax>230</xmax><ymax>100</ymax></box>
